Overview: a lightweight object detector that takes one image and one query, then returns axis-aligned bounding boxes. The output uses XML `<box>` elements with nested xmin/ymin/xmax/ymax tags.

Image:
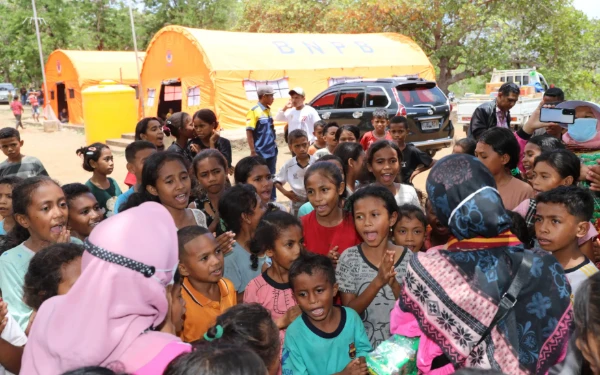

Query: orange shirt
<box><xmin>180</xmin><ymin>277</ymin><xmax>237</xmax><ymax>343</ymax></box>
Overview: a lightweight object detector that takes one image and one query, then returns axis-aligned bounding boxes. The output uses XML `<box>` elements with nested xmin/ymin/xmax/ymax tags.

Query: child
<box><xmin>191</xmin><ymin>149</ymin><xmax>229</xmax><ymax>232</ymax></box>
<box><xmin>23</xmin><ymin>243</ymin><xmax>83</xmax><ymax>312</ymax></box>
<box><xmin>177</xmin><ymin>225</ymin><xmax>236</xmax><ymax>343</ymax></box>
<box><xmin>366</xmin><ymin>140</ymin><xmax>420</xmax><ymax>207</ymax></box>
<box><xmin>0</xmin><ymin>128</ymin><xmax>48</xmax><ymax>178</ymax></box>
<box><xmin>164</xmin><ymin>343</ymin><xmax>268</xmax><ymax>375</ymax></box>
<box><xmin>360</xmin><ymin>108</ymin><xmax>392</xmax><ymax>151</ymax></box>
<box><xmin>297</xmin><ymin>155</ymin><xmax>345</xmax><ymax>218</ymax></box>
<box><xmin>0</xmin><ymin>176</ymin><xmax>81</xmax><ymax>331</ymax></box>
<box><xmin>275</xmin><ymin>129</ymin><xmax>315</xmax><ymax>216</ymax></box>
<box><xmin>476</xmin><ymin>127</ymin><xmax>534</xmax><ymax>210</ymax></box>
<box><xmin>282</xmin><ymin>253</ymin><xmax>372</xmax><ymax>375</ymax></box>
<box><xmin>135</xmin><ymin>117</ymin><xmax>165</xmax><ymax>151</ymax></box>
<box><xmin>62</xmin><ymin>183</ymin><xmax>103</xmax><ymax>241</ymax></box>
<box><xmin>166</xmin><ymin>112</ymin><xmax>195</xmax><ymax>163</ymax></box>
<box><xmin>114</xmin><ymin>140</ymin><xmax>157</xmax><ymax>215</ymax></box>
<box><xmin>0</xmin><ymin>297</ymin><xmax>26</xmax><ymax>375</ymax></box>
<box><xmin>0</xmin><ymin>176</ymin><xmax>22</xmax><ymax>236</ymax></box>
<box><xmin>308</xmin><ymin>121</ymin><xmax>326</xmax><ymax>155</ymax></box>
<box><xmin>219</xmin><ymin>184</ymin><xmax>267</xmax><ymax>301</ymax></box>
<box><xmin>334</xmin><ymin>142</ymin><xmax>365</xmax><ymax>197</ymax></box>
<box><xmin>235</xmin><ymin>156</ymin><xmax>286</xmax><ymax>212</ymax></box>
<box><xmin>120</xmin><ymin>152</ymin><xmax>207</xmax><ymax>229</ymax></box>
<box><xmin>535</xmin><ymin>186</ymin><xmax>599</xmax><ymax>296</ymax></box>
<box><xmin>336</xmin><ymin>125</ymin><xmax>361</xmax><ymax>144</ymax></box>
<box><xmin>389</xmin><ymin>116</ymin><xmax>435</xmax><ymax>185</ymax></box>
<box><xmin>574</xmin><ymin>273</ymin><xmax>600</xmax><ymax>374</ymax></box>
<box><xmin>203</xmin><ymin>304</ymin><xmax>281</xmax><ymax>375</ymax></box>
<box><xmin>337</xmin><ymin>185</ymin><xmax>412</xmax><ymax>347</ymax></box>
<box><xmin>393</xmin><ymin>203</ymin><xmax>426</xmax><ymax>253</ymax></box>
<box><xmin>169</xmin><ymin>269</ymin><xmax>186</xmax><ymax>337</ymax></box>
<box><xmin>314</xmin><ymin>122</ymin><xmax>339</xmax><ymax>160</ymax></box>
<box><xmin>507</xmin><ymin>211</ymin><xmax>532</xmax><ymax>249</ymax></box>
<box><xmin>9</xmin><ymin>97</ymin><xmax>24</xmax><ymax>130</ymax></box>
<box><xmin>452</xmin><ymin>138</ymin><xmax>476</xmax><ymax>155</ymax></box>
<box><xmin>28</xmin><ymin>91</ymin><xmax>39</xmax><ymax>122</ymax></box>
<box><xmin>190</xmin><ymin>109</ymin><xmax>232</xmax><ymax>171</ymax></box>
<box><xmin>522</xmin><ymin>134</ymin><xmax>565</xmax><ymax>181</ymax></box>
<box><xmin>76</xmin><ymin>143</ymin><xmax>122</xmax><ymax>218</ymax></box>
<box><xmin>424</xmin><ymin>198</ymin><xmax>451</xmax><ymax>250</ymax></box>
<box><xmin>245</xmin><ymin>211</ymin><xmax>303</xmax><ymax>353</ymax></box>
<box><xmin>301</xmin><ymin>162</ymin><xmax>361</xmax><ymax>259</ymax></box>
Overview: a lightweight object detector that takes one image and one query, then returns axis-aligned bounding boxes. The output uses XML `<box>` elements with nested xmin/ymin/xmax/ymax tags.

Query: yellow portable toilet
<box><xmin>82</xmin><ymin>80</ymin><xmax>138</xmax><ymax>145</ymax></box>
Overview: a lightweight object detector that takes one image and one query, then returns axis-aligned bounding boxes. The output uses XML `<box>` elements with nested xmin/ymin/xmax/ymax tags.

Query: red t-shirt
<box><xmin>360</xmin><ymin>131</ymin><xmax>393</xmax><ymax>151</ymax></box>
<box><xmin>28</xmin><ymin>94</ymin><xmax>38</xmax><ymax>106</ymax></box>
<box><xmin>301</xmin><ymin>211</ymin><xmax>361</xmax><ymax>256</ymax></box>
<box><xmin>9</xmin><ymin>101</ymin><xmax>23</xmax><ymax>115</ymax></box>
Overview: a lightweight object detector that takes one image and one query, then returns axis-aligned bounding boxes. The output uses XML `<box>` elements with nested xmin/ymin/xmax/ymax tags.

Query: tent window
<box><xmin>50</xmin><ymin>91</ymin><xmax>55</xmax><ymax>100</ymax></box>
<box><xmin>164</xmin><ymin>86</ymin><xmax>182</xmax><ymax>101</ymax></box>
<box><xmin>328</xmin><ymin>77</ymin><xmax>362</xmax><ymax>87</ymax></box>
<box><xmin>147</xmin><ymin>88</ymin><xmax>156</xmax><ymax>106</ymax></box>
<box><xmin>68</xmin><ymin>89</ymin><xmax>75</xmax><ymax>99</ymax></box>
<box><xmin>187</xmin><ymin>87</ymin><xmax>200</xmax><ymax>106</ymax></box>
<box><xmin>243</xmin><ymin>78</ymin><xmax>289</xmax><ymax>101</ymax></box>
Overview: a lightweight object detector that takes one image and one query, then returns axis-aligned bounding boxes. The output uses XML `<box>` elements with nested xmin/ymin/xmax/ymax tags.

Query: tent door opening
<box><xmin>158</xmin><ymin>80</ymin><xmax>182</xmax><ymax>119</ymax></box>
<box><xmin>56</xmin><ymin>83</ymin><xmax>68</xmax><ymax>118</ymax></box>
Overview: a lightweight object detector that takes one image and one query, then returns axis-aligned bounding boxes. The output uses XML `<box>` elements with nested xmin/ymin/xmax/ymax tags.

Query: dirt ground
<box><xmin>0</xmin><ymin>104</ymin><xmax>461</xmax><ymax>200</ymax></box>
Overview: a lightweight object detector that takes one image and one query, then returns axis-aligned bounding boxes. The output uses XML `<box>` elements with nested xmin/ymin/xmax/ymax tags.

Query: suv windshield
<box><xmin>396</xmin><ymin>84</ymin><xmax>447</xmax><ymax>106</ymax></box>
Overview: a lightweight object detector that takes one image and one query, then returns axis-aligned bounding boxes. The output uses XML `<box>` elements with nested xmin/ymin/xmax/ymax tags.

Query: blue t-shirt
<box><xmin>297</xmin><ymin>202</ymin><xmax>314</xmax><ymax>218</ymax></box>
<box><xmin>114</xmin><ymin>187</ymin><xmax>135</xmax><ymax>214</ymax></box>
<box><xmin>282</xmin><ymin>306</ymin><xmax>372</xmax><ymax>375</ymax></box>
<box><xmin>0</xmin><ymin>219</ymin><xmax>6</xmax><ymax>236</ymax></box>
<box><xmin>224</xmin><ymin>242</ymin><xmax>267</xmax><ymax>293</ymax></box>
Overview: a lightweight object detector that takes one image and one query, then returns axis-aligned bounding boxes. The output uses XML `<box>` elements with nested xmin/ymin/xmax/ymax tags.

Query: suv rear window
<box><xmin>396</xmin><ymin>85</ymin><xmax>447</xmax><ymax>107</ymax></box>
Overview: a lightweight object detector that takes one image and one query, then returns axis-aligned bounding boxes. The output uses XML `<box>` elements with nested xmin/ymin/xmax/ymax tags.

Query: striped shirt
<box><xmin>566</xmin><ymin>257</ymin><xmax>599</xmax><ymax>301</ymax></box>
<box><xmin>0</xmin><ymin>156</ymin><xmax>48</xmax><ymax>178</ymax></box>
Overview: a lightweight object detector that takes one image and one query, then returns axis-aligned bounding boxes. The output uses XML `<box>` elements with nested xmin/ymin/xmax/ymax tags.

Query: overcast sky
<box><xmin>573</xmin><ymin>0</ymin><xmax>600</xmax><ymax>19</ymax></box>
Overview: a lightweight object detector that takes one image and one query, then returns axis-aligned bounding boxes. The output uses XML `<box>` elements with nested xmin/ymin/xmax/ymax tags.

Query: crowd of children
<box><xmin>0</xmin><ymin>100</ymin><xmax>600</xmax><ymax>375</ymax></box>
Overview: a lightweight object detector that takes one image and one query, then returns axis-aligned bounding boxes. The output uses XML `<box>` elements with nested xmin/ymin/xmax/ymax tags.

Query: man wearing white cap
<box><xmin>276</xmin><ymin>87</ymin><xmax>321</xmax><ymax>143</ymax></box>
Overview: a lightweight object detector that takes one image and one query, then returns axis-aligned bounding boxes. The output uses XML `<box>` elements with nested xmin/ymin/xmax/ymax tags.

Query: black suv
<box><xmin>308</xmin><ymin>77</ymin><xmax>454</xmax><ymax>156</ymax></box>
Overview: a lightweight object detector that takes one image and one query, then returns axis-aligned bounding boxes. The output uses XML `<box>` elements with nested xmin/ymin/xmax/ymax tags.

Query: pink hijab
<box><xmin>21</xmin><ymin>202</ymin><xmax>183</xmax><ymax>375</ymax></box>
<box><xmin>559</xmin><ymin>100</ymin><xmax>600</xmax><ymax>148</ymax></box>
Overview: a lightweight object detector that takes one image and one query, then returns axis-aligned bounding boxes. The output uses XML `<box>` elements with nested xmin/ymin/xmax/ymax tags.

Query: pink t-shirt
<box><xmin>10</xmin><ymin>101</ymin><xmax>23</xmax><ymax>115</ymax></box>
<box><xmin>133</xmin><ymin>341</ymin><xmax>191</xmax><ymax>375</ymax></box>
<box><xmin>28</xmin><ymin>94</ymin><xmax>38</xmax><ymax>106</ymax></box>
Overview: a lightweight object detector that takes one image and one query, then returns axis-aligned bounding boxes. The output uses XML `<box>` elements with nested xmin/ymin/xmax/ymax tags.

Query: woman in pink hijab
<box><xmin>21</xmin><ymin>202</ymin><xmax>191</xmax><ymax>375</ymax></box>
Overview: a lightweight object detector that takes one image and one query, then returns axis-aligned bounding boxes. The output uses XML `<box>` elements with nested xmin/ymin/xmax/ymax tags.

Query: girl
<box><xmin>219</xmin><ymin>184</ymin><xmax>267</xmax><ymax>301</ymax></box>
<box><xmin>574</xmin><ymin>273</ymin><xmax>600</xmax><ymax>375</ymax></box>
<box><xmin>513</xmin><ymin>149</ymin><xmax>596</xmax><ymax>254</ymax></box>
<box><xmin>121</xmin><ymin>151</ymin><xmax>207</xmax><ymax>229</ymax></box>
<box><xmin>203</xmin><ymin>304</ymin><xmax>281</xmax><ymax>375</ymax></box>
<box><xmin>62</xmin><ymin>183</ymin><xmax>104</xmax><ymax>241</ymax></box>
<box><xmin>0</xmin><ymin>176</ymin><xmax>22</xmax><ymax>236</ymax></box>
<box><xmin>366</xmin><ymin>140</ymin><xmax>420</xmax><ymax>207</ymax></box>
<box><xmin>76</xmin><ymin>143</ymin><xmax>122</xmax><ymax>217</ymax></box>
<box><xmin>301</xmin><ymin>162</ymin><xmax>360</xmax><ymax>260</ymax></box>
<box><xmin>21</xmin><ymin>202</ymin><xmax>191</xmax><ymax>375</ymax></box>
<box><xmin>165</xmin><ymin>343</ymin><xmax>268</xmax><ymax>375</ymax></box>
<box><xmin>190</xmin><ymin>109</ymin><xmax>232</xmax><ymax>171</ymax></box>
<box><xmin>476</xmin><ymin>127</ymin><xmax>534</xmax><ymax>210</ymax></box>
<box><xmin>335</xmin><ymin>125</ymin><xmax>361</xmax><ymax>144</ymax></box>
<box><xmin>452</xmin><ymin>138</ymin><xmax>476</xmax><ymax>155</ymax></box>
<box><xmin>393</xmin><ymin>204</ymin><xmax>427</xmax><ymax>253</ymax></box>
<box><xmin>424</xmin><ymin>198</ymin><xmax>451</xmax><ymax>251</ymax></box>
<box><xmin>522</xmin><ymin>134</ymin><xmax>565</xmax><ymax>180</ymax></box>
<box><xmin>128</xmin><ymin>117</ymin><xmax>166</xmax><ymax>187</ymax></box>
<box><xmin>235</xmin><ymin>156</ymin><xmax>286</xmax><ymax>212</ymax></box>
<box><xmin>334</xmin><ymin>142</ymin><xmax>365</xmax><ymax>196</ymax></box>
<box><xmin>166</xmin><ymin>112</ymin><xmax>195</xmax><ymax>163</ymax></box>
<box><xmin>297</xmin><ymin>155</ymin><xmax>345</xmax><ymax>218</ymax></box>
<box><xmin>0</xmin><ymin>177</ymin><xmax>80</xmax><ymax>331</ymax></box>
<box><xmin>336</xmin><ymin>185</ymin><xmax>412</xmax><ymax>347</ymax></box>
<box><xmin>191</xmin><ymin>150</ymin><xmax>229</xmax><ymax>232</ymax></box>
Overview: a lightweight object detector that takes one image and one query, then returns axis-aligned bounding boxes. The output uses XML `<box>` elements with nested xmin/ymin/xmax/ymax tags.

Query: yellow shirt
<box><xmin>180</xmin><ymin>277</ymin><xmax>237</xmax><ymax>343</ymax></box>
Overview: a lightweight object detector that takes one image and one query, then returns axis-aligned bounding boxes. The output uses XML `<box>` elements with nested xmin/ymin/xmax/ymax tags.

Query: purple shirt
<box><xmin>496</xmin><ymin>106</ymin><xmax>508</xmax><ymax>128</ymax></box>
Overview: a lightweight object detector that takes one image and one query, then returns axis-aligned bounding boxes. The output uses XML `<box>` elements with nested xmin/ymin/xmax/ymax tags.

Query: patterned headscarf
<box><xmin>426</xmin><ymin>154</ymin><xmax>511</xmax><ymax>240</ymax></box>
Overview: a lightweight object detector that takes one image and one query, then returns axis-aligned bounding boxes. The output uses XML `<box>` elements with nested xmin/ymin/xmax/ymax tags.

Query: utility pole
<box><xmin>30</xmin><ymin>0</ymin><xmax>53</xmax><ymax>119</ymax></box>
<box><xmin>129</xmin><ymin>2</ymin><xmax>144</xmax><ymax>115</ymax></box>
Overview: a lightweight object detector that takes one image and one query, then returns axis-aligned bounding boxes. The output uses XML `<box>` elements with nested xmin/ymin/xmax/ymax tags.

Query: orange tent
<box><xmin>45</xmin><ymin>50</ymin><xmax>144</xmax><ymax>125</ymax></box>
<box><xmin>141</xmin><ymin>26</ymin><xmax>435</xmax><ymax>129</ymax></box>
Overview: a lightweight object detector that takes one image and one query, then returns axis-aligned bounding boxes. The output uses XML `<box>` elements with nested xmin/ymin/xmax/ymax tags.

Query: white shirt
<box><xmin>275</xmin><ymin>105</ymin><xmax>321</xmax><ymax>142</ymax></box>
<box><xmin>393</xmin><ymin>183</ymin><xmax>421</xmax><ymax>208</ymax></box>
<box><xmin>0</xmin><ymin>314</ymin><xmax>27</xmax><ymax>375</ymax></box>
<box><xmin>314</xmin><ymin>148</ymin><xmax>331</xmax><ymax>160</ymax></box>
<box><xmin>274</xmin><ymin>156</ymin><xmax>316</xmax><ymax>198</ymax></box>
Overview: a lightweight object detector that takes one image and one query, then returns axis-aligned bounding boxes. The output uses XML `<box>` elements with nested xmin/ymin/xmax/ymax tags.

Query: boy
<box><xmin>308</xmin><ymin>121</ymin><xmax>327</xmax><ymax>155</ymax></box>
<box><xmin>177</xmin><ymin>225</ymin><xmax>236</xmax><ymax>343</ymax></box>
<box><xmin>114</xmin><ymin>141</ymin><xmax>157</xmax><ymax>214</ymax></box>
<box><xmin>360</xmin><ymin>108</ymin><xmax>392</xmax><ymax>151</ymax></box>
<box><xmin>282</xmin><ymin>253</ymin><xmax>371</xmax><ymax>375</ymax></box>
<box><xmin>28</xmin><ymin>91</ymin><xmax>39</xmax><ymax>123</ymax></box>
<box><xmin>9</xmin><ymin>97</ymin><xmax>24</xmax><ymax>130</ymax></box>
<box><xmin>0</xmin><ymin>177</ymin><xmax>21</xmax><ymax>236</ymax></box>
<box><xmin>389</xmin><ymin>116</ymin><xmax>435</xmax><ymax>185</ymax></box>
<box><xmin>0</xmin><ymin>128</ymin><xmax>48</xmax><ymax>178</ymax></box>
<box><xmin>314</xmin><ymin>122</ymin><xmax>339</xmax><ymax>160</ymax></box>
<box><xmin>535</xmin><ymin>186</ymin><xmax>599</xmax><ymax>297</ymax></box>
<box><xmin>393</xmin><ymin>204</ymin><xmax>427</xmax><ymax>253</ymax></box>
<box><xmin>274</xmin><ymin>130</ymin><xmax>315</xmax><ymax>216</ymax></box>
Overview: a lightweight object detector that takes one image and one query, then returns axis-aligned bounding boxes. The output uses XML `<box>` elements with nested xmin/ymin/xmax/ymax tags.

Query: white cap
<box><xmin>289</xmin><ymin>87</ymin><xmax>305</xmax><ymax>97</ymax></box>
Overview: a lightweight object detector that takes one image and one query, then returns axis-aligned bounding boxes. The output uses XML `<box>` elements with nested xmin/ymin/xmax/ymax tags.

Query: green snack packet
<box><xmin>366</xmin><ymin>335</ymin><xmax>419</xmax><ymax>375</ymax></box>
